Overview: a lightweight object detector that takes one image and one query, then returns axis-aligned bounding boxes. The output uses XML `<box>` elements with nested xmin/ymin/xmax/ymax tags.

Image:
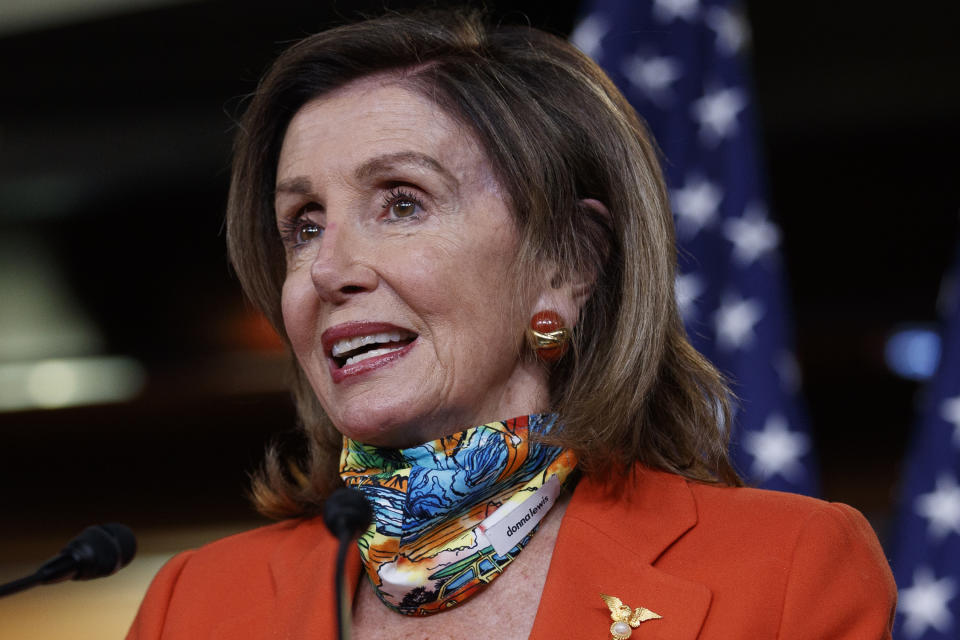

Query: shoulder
<box><xmin>170</xmin><ymin>517</ymin><xmax>331</xmax><ymax>573</ymax></box>
<box><xmin>686</xmin><ymin>481</ymin><xmax>896</xmax><ymax>635</ymax></box>
<box><xmin>157</xmin><ymin>517</ymin><xmax>335</xmax><ymax>596</ymax></box>
<box><xmin>689</xmin><ymin>478</ymin><xmax>880</xmax><ymax>543</ymax></box>
<box><xmin>633</xmin><ymin>470</ymin><xmax>891</xmax><ymax>571</ymax></box>
<box><xmin>127</xmin><ymin>518</ymin><xmax>333</xmax><ymax>639</ymax></box>
<box><xmin>687</xmin><ymin>479</ymin><xmax>893</xmax><ymax>580</ymax></box>
<box><xmin>571</xmin><ymin>465</ymin><xmax>880</xmax><ymax>551</ymax></box>
<box><xmin>566</xmin><ymin>467</ymin><xmax>895</xmax><ymax>636</ymax></box>
<box><xmin>577</xmin><ymin>468</ymin><xmax>897</xmax><ymax>637</ymax></box>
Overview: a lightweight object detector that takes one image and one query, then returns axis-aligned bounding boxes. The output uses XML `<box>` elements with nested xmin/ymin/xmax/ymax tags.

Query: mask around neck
<box><xmin>340</xmin><ymin>414</ymin><xmax>577</xmax><ymax>615</ymax></box>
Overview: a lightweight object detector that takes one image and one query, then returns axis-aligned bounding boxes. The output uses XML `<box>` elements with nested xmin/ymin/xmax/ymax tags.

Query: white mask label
<box><xmin>475</xmin><ymin>474</ymin><xmax>561</xmax><ymax>557</ymax></box>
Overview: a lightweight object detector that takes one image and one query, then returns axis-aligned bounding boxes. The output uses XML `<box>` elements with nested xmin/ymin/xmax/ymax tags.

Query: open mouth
<box><xmin>330</xmin><ymin>330</ymin><xmax>417</xmax><ymax>369</ymax></box>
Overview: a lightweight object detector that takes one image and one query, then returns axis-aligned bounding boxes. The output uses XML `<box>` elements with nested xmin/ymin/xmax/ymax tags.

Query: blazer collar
<box><xmin>214</xmin><ymin>468</ymin><xmax>711</xmax><ymax>639</ymax></box>
<box><xmin>530</xmin><ymin>467</ymin><xmax>713</xmax><ymax>639</ymax></box>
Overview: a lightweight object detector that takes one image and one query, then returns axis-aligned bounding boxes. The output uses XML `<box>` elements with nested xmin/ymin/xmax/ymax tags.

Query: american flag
<box><xmin>571</xmin><ymin>0</ymin><xmax>817</xmax><ymax>495</ymax></box>
<box><xmin>892</xmin><ymin>254</ymin><xmax>960</xmax><ymax>638</ymax></box>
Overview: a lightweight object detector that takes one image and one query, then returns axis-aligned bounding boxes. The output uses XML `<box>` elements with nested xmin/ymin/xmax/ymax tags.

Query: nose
<box><xmin>309</xmin><ymin>221</ymin><xmax>378</xmax><ymax>304</ymax></box>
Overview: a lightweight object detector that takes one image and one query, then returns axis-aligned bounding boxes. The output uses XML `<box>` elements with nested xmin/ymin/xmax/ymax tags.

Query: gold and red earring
<box><xmin>526</xmin><ymin>310</ymin><xmax>570</xmax><ymax>362</ymax></box>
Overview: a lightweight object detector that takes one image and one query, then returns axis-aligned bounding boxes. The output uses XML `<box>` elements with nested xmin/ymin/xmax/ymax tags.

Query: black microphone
<box><xmin>323</xmin><ymin>487</ymin><xmax>373</xmax><ymax>542</ymax></box>
<box><xmin>323</xmin><ymin>488</ymin><xmax>372</xmax><ymax>640</ymax></box>
<box><xmin>0</xmin><ymin>523</ymin><xmax>137</xmax><ymax>598</ymax></box>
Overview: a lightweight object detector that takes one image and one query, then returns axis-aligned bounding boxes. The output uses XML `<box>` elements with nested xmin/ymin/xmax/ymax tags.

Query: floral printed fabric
<box><xmin>340</xmin><ymin>414</ymin><xmax>577</xmax><ymax>615</ymax></box>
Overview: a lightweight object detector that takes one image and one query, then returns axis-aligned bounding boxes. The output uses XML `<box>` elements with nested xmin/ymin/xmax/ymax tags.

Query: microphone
<box><xmin>323</xmin><ymin>488</ymin><xmax>372</xmax><ymax>640</ymax></box>
<box><xmin>0</xmin><ymin>523</ymin><xmax>137</xmax><ymax>598</ymax></box>
<box><xmin>323</xmin><ymin>487</ymin><xmax>373</xmax><ymax>542</ymax></box>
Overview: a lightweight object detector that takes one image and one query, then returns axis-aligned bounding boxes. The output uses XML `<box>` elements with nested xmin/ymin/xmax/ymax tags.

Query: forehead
<box><xmin>276</xmin><ymin>75</ymin><xmax>493</xmax><ymax>187</ymax></box>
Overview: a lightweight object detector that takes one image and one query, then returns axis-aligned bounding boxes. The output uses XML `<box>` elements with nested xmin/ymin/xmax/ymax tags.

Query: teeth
<box><xmin>344</xmin><ymin>345</ymin><xmax>405</xmax><ymax>366</ymax></box>
<box><xmin>331</xmin><ymin>331</ymin><xmax>406</xmax><ymax>357</ymax></box>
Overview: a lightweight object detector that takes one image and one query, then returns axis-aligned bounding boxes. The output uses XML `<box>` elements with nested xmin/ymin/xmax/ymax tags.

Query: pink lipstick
<box><xmin>321</xmin><ymin>322</ymin><xmax>417</xmax><ymax>383</ymax></box>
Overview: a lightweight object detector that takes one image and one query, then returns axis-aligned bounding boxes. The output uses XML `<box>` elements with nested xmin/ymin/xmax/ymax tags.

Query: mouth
<box><xmin>330</xmin><ymin>330</ymin><xmax>417</xmax><ymax>367</ymax></box>
<box><xmin>321</xmin><ymin>322</ymin><xmax>418</xmax><ymax>380</ymax></box>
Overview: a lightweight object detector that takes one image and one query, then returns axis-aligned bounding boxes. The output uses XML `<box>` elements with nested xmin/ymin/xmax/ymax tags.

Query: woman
<box><xmin>128</xmin><ymin>9</ymin><xmax>895</xmax><ymax>639</ymax></box>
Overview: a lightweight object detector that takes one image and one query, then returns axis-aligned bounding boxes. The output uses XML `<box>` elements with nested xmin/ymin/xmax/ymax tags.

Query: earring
<box><xmin>526</xmin><ymin>310</ymin><xmax>570</xmax><ymax>362</ymax></box>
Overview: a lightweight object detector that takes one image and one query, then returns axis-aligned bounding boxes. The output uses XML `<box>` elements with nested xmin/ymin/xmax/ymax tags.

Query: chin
<box><xmin>329</xmin><ymin>408</ymin><xmax>427</xmax><ymax>449</ymax></box>
<box><xmin>329</xmin><ymin>400</ymin><xmax>486</xmax><ymax>448</ymax></box>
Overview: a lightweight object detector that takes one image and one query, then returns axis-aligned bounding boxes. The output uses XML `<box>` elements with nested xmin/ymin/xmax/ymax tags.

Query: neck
<box><xmin>351</xmin><ymin>489</ymin><xmax>573</xmax><ymax>639</ymax></box>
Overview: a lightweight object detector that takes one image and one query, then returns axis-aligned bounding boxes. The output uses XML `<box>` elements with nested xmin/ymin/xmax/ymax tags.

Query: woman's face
<box><xmin>276</xmin><ymin>77</ymin><xmax>552</xmax><ymax>447</ymax></box>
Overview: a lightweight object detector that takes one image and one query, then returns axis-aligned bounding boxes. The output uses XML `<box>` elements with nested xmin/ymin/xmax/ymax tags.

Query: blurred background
<box><xmin>1</xmin><ymin>0</ymin><xmax>958</xmax><ymax>637</ymax></box>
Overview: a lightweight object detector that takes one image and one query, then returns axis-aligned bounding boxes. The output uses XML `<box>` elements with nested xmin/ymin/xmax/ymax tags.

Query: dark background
<box><xmin>1</xmin><ymin>0</ymin><xmax>958</xmax><ymax>546</ymax></box>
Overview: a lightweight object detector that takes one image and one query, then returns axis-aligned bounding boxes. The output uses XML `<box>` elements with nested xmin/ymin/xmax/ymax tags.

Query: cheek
<box><xmin>280</xmin><ymin>274</ymin><xmax>316</xmax><ymax>352</ymax></box>
<box><xmin>406</xmin><ymin>236</ymin><xmax>524</xmax><ymax>337</ymax></box>
<box><xmin>390</xmin><ymin>238</ymin><xmax>463</xmax><ymax>307</ymax></box>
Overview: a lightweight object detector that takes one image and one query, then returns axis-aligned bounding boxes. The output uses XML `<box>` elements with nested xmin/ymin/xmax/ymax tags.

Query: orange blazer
<box><xmin>127</xmin><ymin>467</ymin><xmax>896</xmax><ymax>639</ymax></box>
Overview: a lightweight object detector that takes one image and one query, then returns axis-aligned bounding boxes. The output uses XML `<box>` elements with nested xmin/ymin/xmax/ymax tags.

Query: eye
<box><xmin>383</xmin><ymin>188</ymin><xmax>424</xmax><ymax>220</ymax></box>
<box><xmin>278</xmin><ymin>204</ymin><xmax>324</xmax><ymax>248</ymax></box>
<box><xmin>391</xmin><ymin>200</ymin><xmax>418</xmax><ymax>218</ymax></box>
<box><xmin>294</xmin><ymin>221</ymin><xmax>323</xmax><ymax>244</ymax></box>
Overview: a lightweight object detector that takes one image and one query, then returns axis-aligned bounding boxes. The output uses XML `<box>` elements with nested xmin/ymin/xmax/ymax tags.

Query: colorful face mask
<box><xmin>340</xmin><ymin>414</ymin><xmax>577</xmax><ymax>615</ymax></box>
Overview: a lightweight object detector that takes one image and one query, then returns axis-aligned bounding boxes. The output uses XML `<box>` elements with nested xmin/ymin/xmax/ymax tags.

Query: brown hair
<box><xmin>227</xmin><ymin>9</ymin><xmax>741</xmax><ymax>518</ymax></box>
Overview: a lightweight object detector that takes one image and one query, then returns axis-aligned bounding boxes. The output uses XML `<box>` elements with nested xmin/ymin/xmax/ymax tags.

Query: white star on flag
<box><xmin>672</xmin><ymin>175</ymin><xmax>723</xmax><ymax>238</ymax></box>
<box><xmin>622</xmin><ymin>55</ymin><xmax>683</xmax><ymax>105</ymax></box>
<box><xmin>652</xmin><ymin>0</ymin><xmax>700</xmax><ymax>23</ymax></box>
<box><xmin>899</xmin><ymin>567</ymin><xmax>957</xmax><ymax>638</ymax></box>
<box><xmin>723</xmin><ymin>204</ymin><xmax>781</xmax><ymax>266</ymax></box>
<box><xmin>691</xmin><ymin>86</ymin><xmax>747</xmax><ymax>146</ymax></box>
<box><xmin>675</xmin><ymin>272</ymin><xmax>705</xmax><ymax>321</ymax></box>
<box><xmin>570</xmin><ymin>14</ymin><xmax>609</xmax><ymax>60</ymax></box>
<box><xmin>714</xmin><ymin>295</ymin><xmax>764</xmax><ymax>351</ymax></box>
<box><xmin>940</xmin><ymin>395</ymin><xmax>960</xmax><ymax>447</ymax></box>
<box><xmin>572</xmin><ymin>0</ymin><xmax>816</xmax><ymax>496</ymax></box>
<box><xmin>915</xmin><ymin>474</ymin><xmax>960</xmax><ymax>540</ymax></box>
<box><xmin>705</xmin><ymin>6</ymin><xmax>749</xmax><ymax>55</ymax></box>
<box><xmin>742</xmin><ymin>414</ymin><xmax>810</xmax><ymax>481</ymax></box>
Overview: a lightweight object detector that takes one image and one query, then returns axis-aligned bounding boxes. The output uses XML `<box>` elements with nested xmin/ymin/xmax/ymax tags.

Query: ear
<box><xmin>531</xmin><ymin>198</ymin><xmax>610</xmax><ymax>329</ymax></box>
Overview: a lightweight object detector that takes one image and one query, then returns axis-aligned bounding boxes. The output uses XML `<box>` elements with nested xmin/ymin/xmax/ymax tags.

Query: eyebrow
<box><xmin>354</xmin><ymin>151</ymin><xmax>456</xmax><ymax>190</ymax></box>
<box><xmin>275</xmin><ymin>175</ymin><xmax>314</xmax><ymax>197</ymax></box>
<box><xmin>274</xmin><ymin>151</ymin><xmax>459</xmax><ymax>197</ymax></box>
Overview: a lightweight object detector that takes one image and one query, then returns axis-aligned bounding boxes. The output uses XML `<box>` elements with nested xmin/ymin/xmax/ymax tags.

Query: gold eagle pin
<box><xmin>600</xmin><ymin>593</ymin><xmax>662</xmax><ymax>639</ymax></box>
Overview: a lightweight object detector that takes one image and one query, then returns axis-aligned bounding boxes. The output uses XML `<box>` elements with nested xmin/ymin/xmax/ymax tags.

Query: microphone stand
<box><xmin>334</xmin><ymin>529</ymin><xmax>353</xmax><ymax>640</ymax></box>
<box><xmin>323</xmin><ymin>487</ymin><xmax>372</xmax><ymax>640</ymax></box>
<box><xmin>0</xmin><ymin>573</ymin><xmax>45</xmax><ymax>598</ymax></box>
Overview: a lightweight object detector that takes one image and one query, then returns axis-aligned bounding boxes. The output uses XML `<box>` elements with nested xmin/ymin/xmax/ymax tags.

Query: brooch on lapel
<box><xmin>600</xmin><ymin>593</ymin><xmax>662</xmax><ymax>639</ymax></box>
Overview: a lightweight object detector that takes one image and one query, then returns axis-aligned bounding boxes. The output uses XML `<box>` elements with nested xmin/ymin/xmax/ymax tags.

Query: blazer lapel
<box><xmin>530</xmin><ymin>468</ymin><xmax>712</xmax><ymax>640</ymax></box>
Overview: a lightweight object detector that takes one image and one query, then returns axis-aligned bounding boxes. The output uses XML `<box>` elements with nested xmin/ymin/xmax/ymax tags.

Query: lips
<box><xmin>321</xmin><ymin>322</ymin><xmax>417</xmax><ymax>382</ymax></box>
